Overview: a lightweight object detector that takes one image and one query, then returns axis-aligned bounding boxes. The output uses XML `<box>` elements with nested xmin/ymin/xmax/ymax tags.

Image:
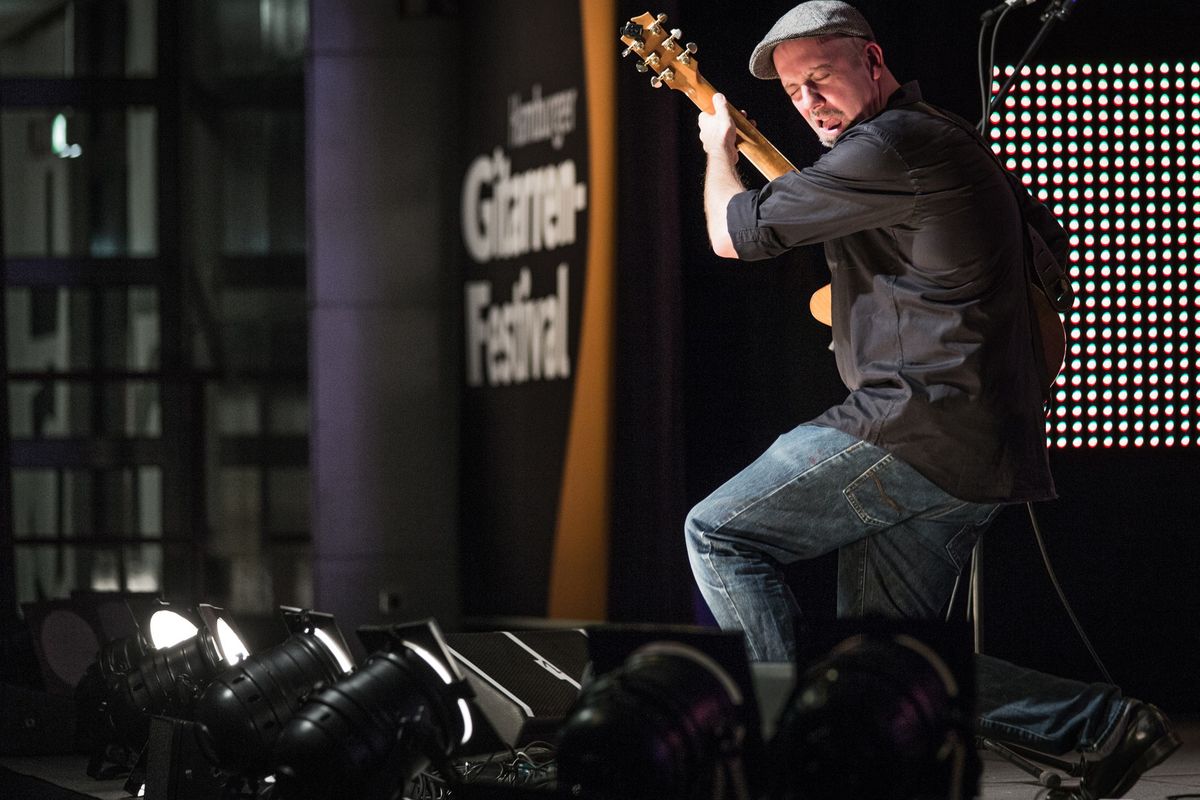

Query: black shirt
<box><xmin>727</xmin><ymin>82</ymin><xmax>1056</xmax><ymax>503</ymax></box>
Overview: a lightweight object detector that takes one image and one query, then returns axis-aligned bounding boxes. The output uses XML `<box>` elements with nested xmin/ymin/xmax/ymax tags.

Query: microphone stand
<box><xmin>979</xmin><ymin>0</ymin><xmax>1082</xmax><ymax>136</ymax></box>
<box><xmin>972</xmin><ymin>2</ymin><xmax>1094</xmax><ymax>797</ymax></box>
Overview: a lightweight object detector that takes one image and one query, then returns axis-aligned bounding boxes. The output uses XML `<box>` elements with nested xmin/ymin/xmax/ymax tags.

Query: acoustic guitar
<box><xmin>618</xmin><ymin>11</ymin><xmax>1067</xmax><ymax>396</ymax></box>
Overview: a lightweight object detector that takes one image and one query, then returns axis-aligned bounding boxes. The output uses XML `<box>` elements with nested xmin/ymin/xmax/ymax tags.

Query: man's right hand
<box><xmin>699</xmin><ymin>93</ymin><xmax>746</xmax><ymax>259</ymax></box>
<box><xmin>698</xmin><ymin>93</ymin><xmax>738</xmax><ymax>164</ymax></box>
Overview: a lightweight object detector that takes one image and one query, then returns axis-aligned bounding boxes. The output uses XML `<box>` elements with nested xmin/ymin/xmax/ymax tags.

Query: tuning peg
<box><xmin>622</xmin><ymin>42</ymin><xmax>642</xmax><ymax>58</ymax></box>
<box><xmin>635</xmin><ymin>61</ymin><xmax>648</xmax><ymax>73</ymax></box>
<box><xmin>648</xmin><ymin>12</ymin><xmax>667</xmax><ymax>35</ymax></box>
<box><xmin>678</xmin><ymin>41</ymin><xmax>698</xmax><ymax>65</ymax></box>
<box><xmin>686</xmin><ymin>42</ymin><xmax>698</xmax><ymax>54</ymax></box>
<box><xmin>650</xmin><ymin>68</ymin><xmax>675</xmax><ymax>88</ymax></box>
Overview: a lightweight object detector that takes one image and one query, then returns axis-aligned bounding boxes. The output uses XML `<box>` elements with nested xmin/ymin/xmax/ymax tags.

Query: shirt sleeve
<box><xmin>726</xmin><ymin>125</ymin><xmax>920</xmax><ymax>261</ymax></box>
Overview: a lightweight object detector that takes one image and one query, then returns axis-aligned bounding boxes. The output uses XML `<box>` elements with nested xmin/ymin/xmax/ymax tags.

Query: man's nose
<box><xmin>798</xmin><ymin>84</ymin><xmax>822</xmax><ymax>112</ymax></box>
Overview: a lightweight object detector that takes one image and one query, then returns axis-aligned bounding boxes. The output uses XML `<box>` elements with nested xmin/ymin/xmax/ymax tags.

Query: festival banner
<box><xmin>459</xmin><ymin>0</ymin><xmax>615</xmax><ymax>620</ymax></box>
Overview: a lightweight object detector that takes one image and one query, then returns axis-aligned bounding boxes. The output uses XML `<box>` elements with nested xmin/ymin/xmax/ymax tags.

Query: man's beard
<box><xmin>810</xmin><ymin>110</ymin><xmax>847</xmax><ymax>148</ymax></box>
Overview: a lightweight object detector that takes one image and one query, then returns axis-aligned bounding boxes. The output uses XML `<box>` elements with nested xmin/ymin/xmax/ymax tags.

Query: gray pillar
<box><xmin>307</xmin><ymin>1</ymin><xmax>461</xmax><ymax>647</ymax></box>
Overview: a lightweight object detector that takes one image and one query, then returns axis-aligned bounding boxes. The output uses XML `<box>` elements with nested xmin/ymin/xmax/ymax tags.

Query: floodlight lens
<box><xmin>404</xmin><ymin>641</ymin><xmax>452</xmax><ymax>683</ymax></box>
<box><xmin>314</xmin><ymin>627</ymin><xmax>354</xmax><ymax>674</ymax></box>
<box><xmin>216</xmin><ymin>617</ymin><xmax>250</xmax><ymax>665</ymax></box>
<box><xmin>403</xmin><ymin>640</ymin><xmax>473</xmax><ymax>744</ymax></box>
<box><xmin>148</xmin><ymin>609</ymin><xmax>198</xmax><ymax>649</ymax></box>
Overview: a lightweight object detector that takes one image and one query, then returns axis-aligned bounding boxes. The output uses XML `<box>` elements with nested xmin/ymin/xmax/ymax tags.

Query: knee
<box><xmin>683</xmin><ymin>496</ymin><xmax>720</xmax><ymax>557</ymax></box>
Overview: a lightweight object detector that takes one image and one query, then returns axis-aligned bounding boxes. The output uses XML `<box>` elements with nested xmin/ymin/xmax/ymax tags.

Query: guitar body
<box><xmin>1032</xmin><ymin>286</ymin><xmax>1067</xmax><ymax>398</ymax></box>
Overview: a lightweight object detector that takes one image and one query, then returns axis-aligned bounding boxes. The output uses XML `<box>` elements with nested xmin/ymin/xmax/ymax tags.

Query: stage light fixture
<box><xmin>556</xmin><ymin>640</ymin><xmax>751</xmax><ymax>800</ymax></box>
<box><xmin>73</xmin><ymin>600</ymin><xmax>238</xmax><ymax>781</ymax></box>
<box><xmin>193</xmin><ymin>606</ymin><xmax>355</xmax><ymax>779</ymax></box>
<box><xmin>106</xmin><ymin>604</ymin><xmax>249</xmax><ymax>750</ymax></box>
<box><xmin>268</xmin><ymin>619</ymin><xmax>473</xmax><ymax>800</ymax></box>
<box><xmin>764</xmin><ymin>631</ymin><xmax>972</xmax><ymax>800</ymax></box>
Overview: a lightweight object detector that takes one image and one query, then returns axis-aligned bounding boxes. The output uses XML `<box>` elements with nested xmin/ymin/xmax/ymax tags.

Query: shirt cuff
<box><xmin>726</xmin><ymin>188</ymin><xmax>783</xmax><ymax>261</ymax></box>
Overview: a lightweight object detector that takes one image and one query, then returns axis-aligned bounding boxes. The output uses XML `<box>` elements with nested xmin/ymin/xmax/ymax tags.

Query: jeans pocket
<box><xmin>842</xmin><ymin>453</ymin><xmax>970</xmax><ymax>527</ymax></box>
<box><xmin>944</xmin><ymin>523</ymin><xmax>982</xmax><ymax>572</ymax></box>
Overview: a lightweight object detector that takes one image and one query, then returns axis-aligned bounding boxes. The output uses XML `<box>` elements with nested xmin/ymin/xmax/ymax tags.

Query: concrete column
<box><xmin>307</xmin><ymin>0</ymin><xmax>461</xmax><ymax>648</ymax></box>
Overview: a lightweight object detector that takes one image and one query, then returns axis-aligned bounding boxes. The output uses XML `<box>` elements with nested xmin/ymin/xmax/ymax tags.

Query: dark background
<box><xmin>610</xmin><ymin>0</ymin><xmax>1200</xmax><ymax>712</ymax></box>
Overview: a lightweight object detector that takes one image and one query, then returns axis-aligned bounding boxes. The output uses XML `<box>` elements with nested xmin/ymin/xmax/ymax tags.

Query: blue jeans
<box><xmin>685</xmin><ymin>423</ymin><xmax>1123</xmax><ymax>755</ymax></box>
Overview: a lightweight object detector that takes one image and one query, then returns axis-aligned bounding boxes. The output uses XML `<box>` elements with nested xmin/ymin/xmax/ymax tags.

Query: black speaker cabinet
<box><xmin>445</xmin><ymin>629</ymin><xmax>589</xmax><ymax>754</ymax></box>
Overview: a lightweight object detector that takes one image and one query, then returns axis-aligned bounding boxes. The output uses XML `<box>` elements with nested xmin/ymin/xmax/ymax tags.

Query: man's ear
<box><xmin>864</xmin><ymin>42</ymin><xmax>884</xmax><ymax>80</ymax></box>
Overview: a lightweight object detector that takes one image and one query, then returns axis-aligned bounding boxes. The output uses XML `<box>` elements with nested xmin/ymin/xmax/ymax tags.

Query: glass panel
<box><xmin>214</xmin><ymin>385</ymin><xmax>262</xmax><ymax>436</ymax></box>
<box><xmin>102</xmin><ymin>286</ymin><xmax>159</xmax><ymax>370</ymax></box>
<box><xmin>5</xmin><ymin>286</ymin><xmax>158</xmax><ymax>372</ymax></box>
<box><xmin>12</xmin><ymin>469</ymin><xmax>92</xmax><ymax>538</ymax></box>
<box><xmin>14</xmin><ymin>544</ymin><xmax>162</xmax><ymax>607</ymax></box>
<box><xmin>97</xmin><ymin>467</ymin><xmax>161</xmax><ymax>536</ymax></box>
<box><xmin>266</xmin><ymin>542</ymin><xmax>312</xmax><ymax>609</ymax></box>
<box><xmin>267</xmin><ymin>384</ymin><xmax>308</xmax><ymax>435</ymax></box>
<box><xmin>12</xmin><ymin>468</ymin><xmax>161</xmax><ymax>539</ymax></box>
<box><xmin>103</xmin><ymin>381</ymin><xmax>161</xmax><ymax>437</ymax></box>
<box><xmin>0</xmin><ymin>0</ymin><xmax>156</xmax><ymax>77</ymax></box>
<box><xmin>1</xmin><ymin>107</ymin><xmax>158</xmax><ymax>258</ymax></box>
<box><xmin>16</xmin><ymin>545</ymin><xmax>78</xmax><ymax>604</ymax></box>
<box><xmin>13</xmin><ymin>470</ymin><xmax>62</xmax><ymax>539</ymax></box>
<box><xmin>221</xmin><ymin>110</ymin><xmax>305</xmax><ymax>254</ymax></box>
<box><xmin>193</xmin><ymin>0</ymin><xmax>308</xmax><ymax>79</ymax></box>
<box><xmin>212</xmin><ymin>467</ymin><xmax>261</xmax><ymax>538</ymax></box>
<box><xmin>124</xmin><ymin>543</ymin><xmax>162</xmax><ymax>592</ymax></box>
<box><xmin>266</xmin><ymin>467</ymin><xmax>307</xmax><ymax>534</ymax></box>
<box><xmin>219</xmin><ymin>288</ymin><xmax>307</xmax><ymax>371</ymax></box>
<box><xmin>5</xmin><ymin>287</ymin><xmax>88</xmax><ymax>371</ymax></box>
<box><xmin>136</xmin><ymin>467</ymin><xmax>162</xmax><ymax>536</ymax></box>
<box><xmin>7</xmin><ymin>380</ymin><xmax>159</xmax><ymax>438</ymax></box>
<box><xmin>8</xmin><ymin>381</ymin><xmax>91</xmax><ymax>438</ymax></box>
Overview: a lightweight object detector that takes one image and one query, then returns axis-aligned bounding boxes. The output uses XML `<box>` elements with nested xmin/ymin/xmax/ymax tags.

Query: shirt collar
<box><xmin>888</xmin><ymin>81</ymin><xmax>924</xmax><ymax>108</ymax></box>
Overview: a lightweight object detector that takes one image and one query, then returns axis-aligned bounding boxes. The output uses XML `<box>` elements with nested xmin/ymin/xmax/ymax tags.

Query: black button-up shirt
<box><xmin>727</xmin><ymin>82</ymin><xmax>1055</xmax><ymax>503</ymax></box>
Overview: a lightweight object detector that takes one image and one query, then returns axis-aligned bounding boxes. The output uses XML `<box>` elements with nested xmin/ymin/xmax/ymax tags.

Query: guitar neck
<box><xmin>687</xmin><ymin>74</ymin><xmax>796</xmax><ymax>180</ymax></box>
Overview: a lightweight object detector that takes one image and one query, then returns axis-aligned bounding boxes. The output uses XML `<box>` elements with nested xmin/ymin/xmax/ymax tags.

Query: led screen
<box><xmin>991</xmin><ymin>61</ymin><xmax>1200</xmax><ymax>448</ymax></box>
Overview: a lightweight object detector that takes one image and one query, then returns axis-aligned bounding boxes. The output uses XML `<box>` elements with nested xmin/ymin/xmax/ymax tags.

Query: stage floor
<box><xmin>4</xmin><ymin>719</ymin><xmax>1199</xmax><ymax>799</ymax></box>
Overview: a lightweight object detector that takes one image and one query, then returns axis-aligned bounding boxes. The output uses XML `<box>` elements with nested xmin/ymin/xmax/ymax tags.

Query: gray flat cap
<box><xmin>748</xmin><ymin>1</ymin><xmax>875</xmax><ymax>80</ymax></box>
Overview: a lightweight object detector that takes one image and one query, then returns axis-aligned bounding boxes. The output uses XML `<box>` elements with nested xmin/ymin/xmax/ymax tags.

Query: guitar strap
<box><xmin>912</xmin><ymin>101</ymin><xmax>1076</xmax><ymax>315</ymax></box>
<box><xmin>911</xmin><ymin>100</ymin><xmax>1073</xmax><ymax>401</ymax></box>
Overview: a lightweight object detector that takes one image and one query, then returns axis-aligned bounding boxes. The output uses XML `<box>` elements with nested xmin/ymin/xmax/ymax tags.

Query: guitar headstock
<box><xmin>619</xmin><ymin>12</ymin><xmax>710</xmax><ymax>110</ymax></box>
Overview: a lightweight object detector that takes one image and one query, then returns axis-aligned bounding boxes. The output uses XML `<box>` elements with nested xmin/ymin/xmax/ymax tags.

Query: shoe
<box><xmin>1077</xmin><ymin>700</ymin><xmax>1181</xmax><ymax>799</ymax></box>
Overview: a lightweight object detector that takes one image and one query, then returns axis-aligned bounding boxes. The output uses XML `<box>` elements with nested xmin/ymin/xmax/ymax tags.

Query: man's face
<box><xmin>772</xmin><ymin>36</ymin><xmax>885</xmax><ymax>148</ymax></box>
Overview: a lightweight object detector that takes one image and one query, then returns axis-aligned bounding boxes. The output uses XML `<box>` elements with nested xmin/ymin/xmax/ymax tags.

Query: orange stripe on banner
<box><xmin>547</xmin><ymin>0</ymin><xmax>616</xmax><ymax>620</ymax></box>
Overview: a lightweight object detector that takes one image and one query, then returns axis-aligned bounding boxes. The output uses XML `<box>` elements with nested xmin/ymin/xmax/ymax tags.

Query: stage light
<box><xmin>106</xmin><ymin>605</ymin><xmax>249</xmax><ymax>750</ymax></box>
<box><xmin>764</xmin><ymin>631</ymin><xmax>972</xmax><ymax>800</ymax></box>
<box><xmin>556</xmin><ymin>640</ymin><xmax>750</xmax><ymax>800</ymax></box>
<box><xmin>193</xmin><ymin>607</ymin><xmax>355</xmax><ymax>779</ymax></box>
<box><xmin>147</xmin><ymin>607</ymin><xmax>199</xmax><ymax>649</ymax></box>
<box><xmin>259</xmin><ymin>623</ymin><xmax>472</xmax><ymax>796</ymax></box>
<box><xmin>268</xmin><ymin>619</ymin><xmax>473</xmax><ymax>800</ymax></box>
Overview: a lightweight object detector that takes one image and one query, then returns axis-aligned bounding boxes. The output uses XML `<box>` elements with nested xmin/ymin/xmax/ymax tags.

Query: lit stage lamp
<box><xmin>106</xmin><ymin>604</ymin><xmax>250</xmax><ymax>749</ymax></box>
<box><xmin>89</xmin><ymin>599</ymin><xmax>207</xmax><ymax>693</ymax></box>
<box><xmin>556</xmin><ymin>641</ymin><xmax>751</xmax><ymax>800</ymax></box>
<box><xmin>76</xmin><ymin>601</ymin><xmax>242</xmax><ymax>772</ymax></box>
<box><xmin>765</xmin><ymin>630</ymin><xmax>973</xmax><ymax>800</ymax></box>
<box><xmin>193</xmin><ymin>607</ymin><xmax>355</xmax><ymax>779</ymax></box>
<box><xmin>269</xmin><ymin>619</ymin><xmax>474</xmax><ymax>800</ymax></box>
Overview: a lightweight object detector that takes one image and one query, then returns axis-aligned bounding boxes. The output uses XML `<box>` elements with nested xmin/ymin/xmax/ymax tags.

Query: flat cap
<box><xmin>748</xmin><ymin>1</ymin><xmax>875</xmax><ymax>80</ymax></box>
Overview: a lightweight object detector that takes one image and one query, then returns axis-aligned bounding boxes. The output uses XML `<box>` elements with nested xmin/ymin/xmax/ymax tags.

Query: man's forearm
<box><xmin>704</xmin><ymin>151</ymin><xmax>745</xmax><ymax>259</ymax></box>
